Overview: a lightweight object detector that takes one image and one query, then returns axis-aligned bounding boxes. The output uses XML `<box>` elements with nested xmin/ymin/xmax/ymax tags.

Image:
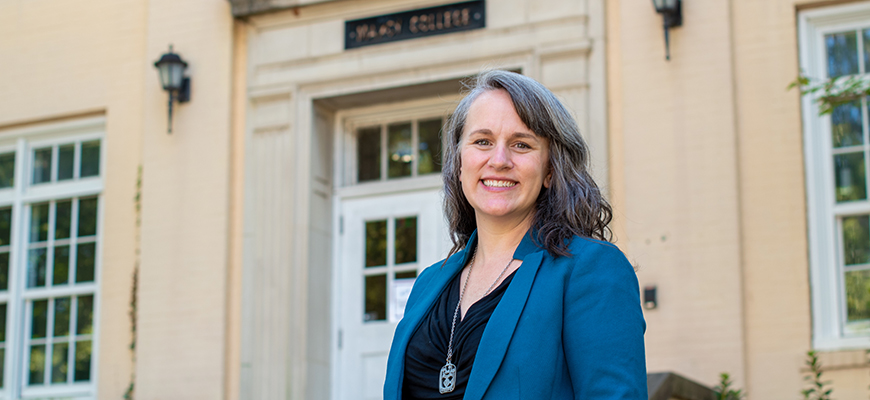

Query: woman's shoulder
<box><xmin>564</xmin><ymin>235</ymin><xmax>626</xmax><ymax>259</ymax></box>
<box><xmin>553</xmin><ymin>235</ymin><xmax>636</xmax><ymax>278</ymax></box>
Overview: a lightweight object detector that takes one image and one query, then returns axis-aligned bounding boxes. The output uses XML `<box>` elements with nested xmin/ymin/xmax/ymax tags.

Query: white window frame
<box><xmin>0</xmin><ymin>116</ymin><xmax>104</xmax><ymax>399</ymax></box>
<box><xmin>336</xmin><ymin>96</ymin><xmax>457</xmax><ymax>198</ymax></box>
<box><xmin>800</xmin><ymin>2</ymin><xmax>870</xmax><ymax>351</ymax></box>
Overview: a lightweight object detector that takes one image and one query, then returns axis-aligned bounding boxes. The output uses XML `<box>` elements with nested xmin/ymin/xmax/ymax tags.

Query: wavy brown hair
<box><xmin>442</xmin><ymin>70</ymin><xmax>612</xmax><ymax>258</ymax></box>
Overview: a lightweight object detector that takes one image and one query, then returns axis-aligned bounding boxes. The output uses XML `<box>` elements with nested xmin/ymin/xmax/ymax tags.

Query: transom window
<box><xmin>354</xmin><ymin>117</ymin><xmax>444</xmax><ymax>184</ymax></box>
<box><xmin>0</xmin><ymin>118</ymin><xmax>102</xmax><ymax>399</ymax></box>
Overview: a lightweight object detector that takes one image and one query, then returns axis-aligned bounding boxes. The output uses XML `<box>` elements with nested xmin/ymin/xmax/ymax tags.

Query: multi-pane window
<box><xmin>0</xmin><ymin>128</ymin><xmax>102</xmax><ymax>398</ymax></box>
<box><xmin>363</xmin><ymin>216</ymin><xmax>418</xmax><ymax>322</ymax></box>
<box><xmin>355</xmin><ymin>117</ymin><xmax>444</xmax><ymax>183</ymax></box>
<box><xmin>801</xmin><ymin>4</ymin><xmax>870</xmax><ymax>349</ymax></box>
<box><xmin>25</xmin><ymin>197</ymin><xmax>97</xmax><ymax>386</ymax></box>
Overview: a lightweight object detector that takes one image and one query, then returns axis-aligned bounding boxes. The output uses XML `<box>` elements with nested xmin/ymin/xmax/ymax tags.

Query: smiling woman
<box><xmin>383</xmin><ymin>70</ymin><xmax>647</xmax><ymax>400</ymax></box>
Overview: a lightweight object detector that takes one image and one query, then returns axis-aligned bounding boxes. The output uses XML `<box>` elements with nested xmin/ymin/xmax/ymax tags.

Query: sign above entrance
<box><xmin>345</xmin><ymin>0</ymin><xmax>485</xmax><ymax>49</ymax></box>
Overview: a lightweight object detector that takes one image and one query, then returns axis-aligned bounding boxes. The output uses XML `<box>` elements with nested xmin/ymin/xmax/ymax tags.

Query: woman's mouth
<box><xmin>482</xmin><ymin>179</ymin><xmax>517</xmax><ymax>188</ymax></box>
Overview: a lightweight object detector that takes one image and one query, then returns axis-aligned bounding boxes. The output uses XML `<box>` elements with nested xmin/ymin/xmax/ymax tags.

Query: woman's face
<box><xmin>459</xmin><ymin>89</ymin><xmax>551</xmax><ymax>225</ymax></box>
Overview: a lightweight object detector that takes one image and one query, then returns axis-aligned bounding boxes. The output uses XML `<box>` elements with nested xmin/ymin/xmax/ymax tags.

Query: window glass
<box><xmin>831</xmin><ymin>100</ymin><xmax>863</xmax><ymax>148</ymax></box>
<box><xmin>80</xmin><ymin>141</ymin><xmax>100</xmax><ymax>178</ymax></box>
<box><xmin>0</xmin><ymin>152</ymin><xmax>15</xmax><ymax>189</ymax></box>
<box><xmin>834</xmin><ymin>152</ymin><xmax>867</xmax><ymax>202</ymax></box>
<box><xmin>418</xmin><ymin>118</ymin><xmax>443</xmax><ymax>175</ymax></box>
<box><xmin>32</xmin><ymin>148</ymin><xmax>51</xmax><ymax>184</ymax></box>
<box><xmin>827</xmin><ymin>31</ymin><xmax>860</xmax><ymax>78</ymax></box>
<box><xmin>388</xmin><ymin>123</ymin><xmax>413</xmax><ymax>178</ymax></box>
<box><xmin>357</xmin><ymin>127</ymin><xmax>381</xmax><ymax>182</ymax></box>
<box><xmin>58</xmin><ymin>144</ymin><xmax>74</xmax><ymax>181</ymax></box>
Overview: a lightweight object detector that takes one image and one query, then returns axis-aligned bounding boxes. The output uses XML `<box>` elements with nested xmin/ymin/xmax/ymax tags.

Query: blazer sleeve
<box><xmin>562</xmin><ymin>242</ymin><xmax>647</xmax><ymax>399</ymax></box>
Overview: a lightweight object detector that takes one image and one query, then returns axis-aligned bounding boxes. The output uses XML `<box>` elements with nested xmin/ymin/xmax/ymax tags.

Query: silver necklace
<box><xmin>439</xmin><ymin>249</ymin><xmax>515</xmax><ymax>394</ymax></box>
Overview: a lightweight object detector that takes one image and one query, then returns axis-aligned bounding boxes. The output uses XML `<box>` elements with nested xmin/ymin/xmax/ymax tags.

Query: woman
<box><xmin>383</xmin><ymin>70</ymin><xmax>646</xmax><ymax>400</ymax></box>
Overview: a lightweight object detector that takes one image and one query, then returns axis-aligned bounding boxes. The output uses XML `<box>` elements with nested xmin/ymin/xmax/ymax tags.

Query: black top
<box><xmin>401</xmin><ymin>267</ymin><xmax>518</xmax><ymax>400</ymax></box>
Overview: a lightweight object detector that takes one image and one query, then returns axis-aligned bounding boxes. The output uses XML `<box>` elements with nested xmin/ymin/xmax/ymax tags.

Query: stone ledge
<box><xmin>229</xmin><ymin>0</ymin><xmax>337</xmax><ymax>17</ymax></box>
<box><xmin>648</xmin><ymin>372</ymin><xmax>716</xmax><ymax>400</ymax></box>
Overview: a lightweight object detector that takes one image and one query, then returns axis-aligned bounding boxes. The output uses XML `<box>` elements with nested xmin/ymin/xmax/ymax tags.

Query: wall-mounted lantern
<box><xmin>153</xmin><ymin>45</ymin><xmax>191</xmax><ymax>134</ymax></box>
<box><xmin>652</xmin><ymin>0</ymin><xmax>682</xmax><ymax>61</ymax></box>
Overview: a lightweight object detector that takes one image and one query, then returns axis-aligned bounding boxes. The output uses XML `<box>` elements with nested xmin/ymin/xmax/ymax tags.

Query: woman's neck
<box><xmin>473</xmin><ymin>212</ymin><xmax>534</xmax><ymax>265</ymax></box>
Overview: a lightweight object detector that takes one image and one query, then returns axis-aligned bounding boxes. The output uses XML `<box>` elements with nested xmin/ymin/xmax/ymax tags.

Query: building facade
<box><xmin>2</xmin><ymin>0</ymin><xmax>870</xmax><ymax>399</ymax></box>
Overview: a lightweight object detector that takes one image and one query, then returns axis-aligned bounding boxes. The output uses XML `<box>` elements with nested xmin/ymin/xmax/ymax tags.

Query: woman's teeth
<box><xmin>483</xmin><ymin>180</ymin><xmax>516</xmax><ymax>188</ymax></box>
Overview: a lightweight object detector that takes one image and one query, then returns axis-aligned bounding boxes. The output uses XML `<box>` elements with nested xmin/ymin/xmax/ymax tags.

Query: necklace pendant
<box><xmin>439</xmin><ymin>362</ymin><xmax>457</xmax><ymax>394</ymax></box>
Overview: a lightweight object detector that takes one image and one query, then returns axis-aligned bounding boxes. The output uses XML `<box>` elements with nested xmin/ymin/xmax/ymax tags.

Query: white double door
<box><xmin>336</xmin><ymin>189</ymin><xmax>448</xmax><ymax>400</ymax></box>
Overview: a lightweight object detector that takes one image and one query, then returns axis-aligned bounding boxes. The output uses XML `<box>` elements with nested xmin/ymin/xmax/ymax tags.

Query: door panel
<box><xmin>337</xmin><ymin>190</ymin><xmax>446</xmax><ymax>400</ymax></box>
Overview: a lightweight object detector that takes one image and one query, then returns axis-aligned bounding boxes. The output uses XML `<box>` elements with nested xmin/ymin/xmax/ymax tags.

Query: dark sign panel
<box><xmin>345</xmin><ymin>1</ymin><xmax>485</xmax><ymax>49</ymax></box>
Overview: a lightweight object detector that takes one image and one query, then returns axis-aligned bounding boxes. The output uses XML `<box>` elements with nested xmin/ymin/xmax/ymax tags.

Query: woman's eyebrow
<box><xmin>511</xmin><ymin>132</ymin><xmax>540</xmax><ymax>141</ymax></box>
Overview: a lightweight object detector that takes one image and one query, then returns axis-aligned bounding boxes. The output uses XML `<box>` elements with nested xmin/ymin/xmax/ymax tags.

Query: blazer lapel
<box><xmin>384</xmin><ymin>238</ymin><xmax>474</xmax><ymax>398</ymax></box>
<box><xmin>463</xmin><ymin>250</ymin><xmax>544</xmax><ymax>400</ymax></box>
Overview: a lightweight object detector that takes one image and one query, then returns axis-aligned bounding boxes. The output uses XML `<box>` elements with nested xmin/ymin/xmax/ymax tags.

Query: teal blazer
<box><xmin>383</xmin><ymin>231</ymin><xmax>647</xmax><ymax>399</ymax></box>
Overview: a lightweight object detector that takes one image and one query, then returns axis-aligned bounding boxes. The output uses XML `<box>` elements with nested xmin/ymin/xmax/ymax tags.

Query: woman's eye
<box><xmin>514</xmin><ymin>142</ymin><xmax>531</xmax><ymax>149</ymax></box>
<box><xmin>474</xmin><ymin>139</ymin><xmax>490</xmax><ymax>145</ymax></box>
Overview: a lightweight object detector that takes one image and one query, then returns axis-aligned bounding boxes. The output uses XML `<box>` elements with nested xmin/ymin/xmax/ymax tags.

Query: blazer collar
<box><xmin>464</xmin><ymin>230</ymin><xmax>545</xmax><ymax>400</ymax></box>
<box><xmin>387</xmin><ymin>229</ymin><xmax>546</xmax><ymax>400</ymax></box>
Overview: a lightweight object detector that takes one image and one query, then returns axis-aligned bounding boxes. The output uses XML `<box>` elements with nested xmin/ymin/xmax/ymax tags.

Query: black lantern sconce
<box><xmin>652</xmin><ymin>0</ymin><xmax>682</xmax><ymax>61</ymax></box>
<box><xmin>153</xmin><ymin>45</ymin><xmax>191</xmax><ymax>134</ymax></box>
<box><xmin>643</xmin><ymin>285</ymin><xmax>657</xmax><ymax>310</ymax></box>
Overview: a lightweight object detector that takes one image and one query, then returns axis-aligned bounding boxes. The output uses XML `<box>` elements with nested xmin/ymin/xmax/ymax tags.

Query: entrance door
<box><xmin>337</xmin><ymin>190</ymin><xmax>446</xmax><ymax>400</ymax></box>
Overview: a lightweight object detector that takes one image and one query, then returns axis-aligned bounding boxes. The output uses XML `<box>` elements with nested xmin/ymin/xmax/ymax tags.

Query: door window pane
<box><xmin>364</xmin><ymin>274</ymin><xmax>387</xmax><ymax>322</ymax></box>
<box><xmin>51</xmin><ymin>343</ymin><xmax>68</xmax><ymax>384</ymax></box>
<box><xmin>846</xmin><ymin>269</ymin><xmax>870</xmax><ymax>321</ymax></box>
<box><xmin>832</xmin><ymin>100</ymin><xmax>863</xmax><ymax>147</ymax></box>
<box><xmin>358</xmin><ymin>127</ymin><xmax>381</xmax><ymax>182</ymax></box>
<box><xmin>395</xmin><ymin>270</ymin><xmax>417</xmax><ymax>279</ymax></box>
<box><xmin>73</xmin><ymin>341</ymin><xmax>90</xmax><ymax>382</ymax></box>
<box><xmin>57</xmin><ymin>144</ymin><xmax>74</xmax><ymax>181</ymax></box>
<box><xmin>365</xmin><ymin>220</ymin><xmax>387</xmax><ymax>267</ymax></box>
<box><xmin>32</xmin><ymin>148</ymin><xmax>52</xmax><ymax>184</ymax></box>
<box><xmin>0</xmin><ymin>152</ymin><xmax>15</xmax><ymax>189</ymax></box>
<box><xmin>388</xmin><ymin>123</ymin><xmax>413</xmax><ymax>178</ymax></box>
<box><xmin>418</xmin><ymin>118</ymin><xmax>442</xmax><ymax>175</ymax></box>
<box><xmin>395</xmin><ymin>217</ymin><xmax>417</xmax><ymax>264</ymax></box>
<box><xmin>827</xmin><ymin>31</ymin><xmax>860</xmax><ymax>78</ymax></box>
<box><xmin>835</xmin><ymin>152</ymin><xmax>867</xmax><ymax>202</ymax></box>
<box><xmin>80</xmin><ymin>141</ymin><xmax>100</xmax><ymax>178</ymax></box>
<box><xmin>29</xmin><ymin>345</ymin><xmax>45</xmax><ymax>385</ymax></box>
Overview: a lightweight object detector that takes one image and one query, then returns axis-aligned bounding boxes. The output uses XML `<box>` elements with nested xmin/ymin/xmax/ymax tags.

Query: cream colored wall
<box><xmin>0</xmin><ymin>0</ymin><xmax>147</xmax><ymax>398</ymax></box>
<box><xmin>607</xmin><ymin>0</ymin><xmax>865</xmax><ymax>398</ymax></box>
<box><xmin>136</xmin><ymin>0</ymin><xmax>234</xmax><ymax>399</ymax></box>
<box><xmin>1</xmin><ymin>0</ymin><xmax>236</xmax><ymax>399</ymax></box>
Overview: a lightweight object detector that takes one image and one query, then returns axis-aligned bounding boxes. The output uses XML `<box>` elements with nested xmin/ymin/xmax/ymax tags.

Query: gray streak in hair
<box><xmin>441</xmin><ymin>70</ymin><xmax>612</xmax><ymax>258</ymax></box>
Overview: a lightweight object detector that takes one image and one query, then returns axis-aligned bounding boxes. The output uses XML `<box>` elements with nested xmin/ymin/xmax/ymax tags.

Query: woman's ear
<box><xmin>544</xmin><ymin>168</ymin><xmax>552</xmax><ymax>188</ymax></box>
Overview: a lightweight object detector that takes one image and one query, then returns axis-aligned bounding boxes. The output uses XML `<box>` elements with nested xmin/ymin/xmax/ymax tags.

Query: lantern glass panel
<box><xmin>652</xmin><ymin>0</ymin><xmax>677</xmax><ymax>11</ymax></box>
<box><xmin>169</xmin><ymin>64</ymin><xmax>184</xmax><ymax>90</ymax></box>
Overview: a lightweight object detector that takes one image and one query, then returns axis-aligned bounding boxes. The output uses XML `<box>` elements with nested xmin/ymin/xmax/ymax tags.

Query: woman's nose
<box><xmin>487</xmin><ymin>144</ymin><xmax>512</xmax><ymax>169</ymax></box>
